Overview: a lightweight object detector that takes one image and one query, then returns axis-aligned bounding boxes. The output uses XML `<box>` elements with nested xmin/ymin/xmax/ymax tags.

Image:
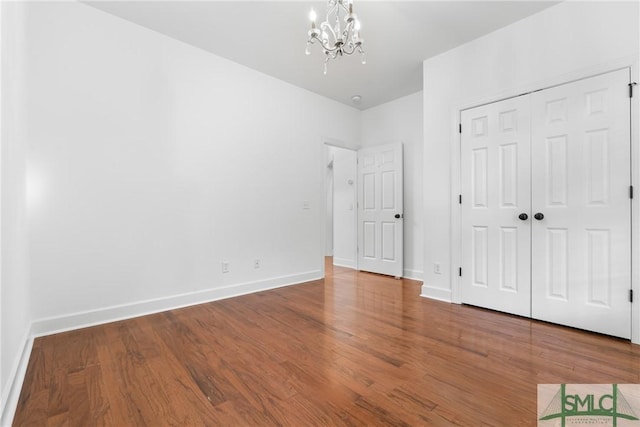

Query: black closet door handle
<box><xmin>518</xmin><ymin>213</ymin><xmax>528</xmax><ymax>221</ymax></box>
<box><xmin>534</xmin><ymin>212</ymin><xmax>544</xmax><ymax>221</ymax></box>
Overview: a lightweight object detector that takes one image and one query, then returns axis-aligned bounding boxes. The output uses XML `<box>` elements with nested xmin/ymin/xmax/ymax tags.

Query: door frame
<box><xmin>450</xmin><ymin>57</ymin><xmax>640</xmax><ymax>343</ymax></box>
<box><xmin>0</xmin><ymin>0</ymin><xmax>3</xmax><ymax>395</ymax></box>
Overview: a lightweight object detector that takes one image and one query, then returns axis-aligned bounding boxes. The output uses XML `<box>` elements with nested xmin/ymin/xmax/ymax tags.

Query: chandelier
<box><xmin>305</xmin><ymin>0</ymin><xmax>365</xmax><ymax>75</ymax></box>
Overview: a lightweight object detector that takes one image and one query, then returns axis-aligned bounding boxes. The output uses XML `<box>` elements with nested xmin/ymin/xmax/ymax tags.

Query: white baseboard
<box><xmin>0</xmin><ymin>329</ymin><xmax>33</xmax><ymax>427</ymax></box>
<box><xmin>402</xmin><ymin>268</ymin><xmax>423</xmax><ymax>281</ymax></box>
<box><xmin>332</xmin><ymin>257</ymin><xmax>356</xmax><ymax>269</ymax></box>
<box><xmin>420</xmin><ymin>284</ymin><xmax>452</xmax><ymax>303</ymax></box>
<box><xmin>31</xmin><ymin>270</ymin><xmax>322</xmax><ymax>337</ymax></box>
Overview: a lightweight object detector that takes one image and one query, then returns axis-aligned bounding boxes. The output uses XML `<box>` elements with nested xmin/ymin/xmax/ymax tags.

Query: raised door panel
<box><xmin>499</xmin><ymin>144</ymin><xmax>518</xmax><ymax>208</ymax></box>
<box><xmin>499</xmin><ymin>226</ymin><xmax>518</xmax><ymax>292</ymax></box>
<box><xmin>545</xmin><ymin>135</ymin><xmax>568</xmax><ymax>206</ymax></box>
<box><xmin>472</xmin><ymin>148</ymin><xmax>489</xmax><ymax>208</ymax></box>
<box><xmin>472</xmin><ymin>226</ymin><xmax>489</xmax><ymax>287</ymax></box>
<box><xmin>545</xmin><ymin>228</ymin><xmax>568</xmax><ymax>301</ymax></box>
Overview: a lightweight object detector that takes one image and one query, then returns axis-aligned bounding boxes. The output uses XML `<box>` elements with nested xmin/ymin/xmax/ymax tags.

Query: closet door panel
<box><xmin>530</xmin><ymin>69</ymin><xmax>631</xmax><ymax>339</ymax></box>
<box><xmin>461</xmin><ymin>95</ymin><xmax>532</xmax><ymax>317</ymax></box>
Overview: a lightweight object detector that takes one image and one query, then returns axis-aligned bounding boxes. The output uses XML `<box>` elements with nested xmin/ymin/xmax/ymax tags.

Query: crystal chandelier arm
<box><xmin>337</xmin><ymin>1</ymin><xmax>350</xmax><ymax>15</ymax></box>
<box><xmin>319</xmin><ymin>20</ymin><xmax>337</xmax><ymax>43</ymax></box>
<box><xmin>342</xmin><ymin>42</ymin><xmax>357</xmax><ymax>55</ymax></box>
<box><xmin>336</xmin><ymin>41</ymin><xmax>362</xmax><ymax>56</ymax></box>
<box><xmin>323</xmin><ymin>2</ymin><xmax>339</xmax><ymax>35</ymax></box>
<box><xmin>309</xmin><ymin>33</ymin><xmax>342</xmax><ymax>53</ymax></box>
<box><xmin>341</xmin><ymin>20</ymin><xmax>354</xmax><ymax>40</ymax></box>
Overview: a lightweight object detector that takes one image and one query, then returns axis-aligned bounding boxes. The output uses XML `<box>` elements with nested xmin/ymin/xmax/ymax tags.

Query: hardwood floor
<box><xmin>13</xmin><ymin>258</ymin><xmax>640</xmax><ymax>426</ymax></box>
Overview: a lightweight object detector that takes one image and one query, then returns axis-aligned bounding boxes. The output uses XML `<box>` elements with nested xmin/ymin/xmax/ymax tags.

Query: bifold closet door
<box><xmin>461</xmin><ymin>95</ymin><xmax>532</xmax><ymax>317</ymax></box>
<box><xmin>530</xmin><ymin>69</ymin><xmax>631</xmax><ymax>339</ymax></box>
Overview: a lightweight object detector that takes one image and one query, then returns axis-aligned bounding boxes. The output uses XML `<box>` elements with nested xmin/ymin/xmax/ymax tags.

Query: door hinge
<box><xmin>629</xmin><ymin>82</ymin><xmax>637</xmax><ymax>98</ymax></box>
<box><xmin>630</xmin><ymin>185</ymin><xmax>634</xmax><ymax>199</ymax></box>
<box><xmin>459</xmin><ymin>267</ymin><xmax>462</xmax><ymax>277</ymax></box>
<box><xmin>459</xmin><ymin>194</ymin><xmax>462</xmax><ymax>204</ymax></box>
<box><xmin>630</xmin><ymin>289</ymin><xmax>634</xmax><ymax>303</ymax></box>
<box><xmin>459</xmin><ymin>123</ymin><xmax>462</xmax><ymax>134</ymax></box>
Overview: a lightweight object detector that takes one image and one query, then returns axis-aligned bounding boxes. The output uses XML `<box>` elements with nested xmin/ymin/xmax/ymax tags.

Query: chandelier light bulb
<box><xmin>309</xmin><ymin>9</ymin><xmax>317</xmax><ymax>23</ymax></box>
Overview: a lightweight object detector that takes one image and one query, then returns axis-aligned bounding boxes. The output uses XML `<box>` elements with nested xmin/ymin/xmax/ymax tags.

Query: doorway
<box><xmin>324</xmin><ymin>144</ymin><xmax>357</xmax><ymax>269</ymax></box>
<box><xmin>323</xmin><ymin>143</ymin><xmax>406</xmax><ymax>278</ymax></box>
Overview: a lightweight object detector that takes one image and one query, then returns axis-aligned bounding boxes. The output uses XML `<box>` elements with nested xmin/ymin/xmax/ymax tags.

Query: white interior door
<box><xmin>461</xmin><ymin>95</ymin><xmax>532</xmax><ymax>317</ymax></box>
<box><xmin>357</xmin><ymin>143</ymin><xmax>403</xmax><ymax>277</ymax></box>
<box><xmin>531</xmin><ymin>69</ymin><xmax>631</xmax><ymax>339</ymax></box>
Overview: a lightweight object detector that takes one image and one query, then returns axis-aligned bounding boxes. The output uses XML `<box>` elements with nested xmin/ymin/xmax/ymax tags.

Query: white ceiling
<box><xmin>85</xmin><ymin>1</ymin><xmax>558</xmax><ymax>110</ymax></box>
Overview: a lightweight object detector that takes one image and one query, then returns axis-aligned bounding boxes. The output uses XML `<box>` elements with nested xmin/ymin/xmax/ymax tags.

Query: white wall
<box><xmin>331</xmin><ymin>146</ymin><xmax>356</xmax><ymax>268</ymax></box>
<box><xmin>1</xmin><ymin>1</ymin><xmax>31</xmax><ymax>422</ymax></box>
<box><xmin>422</xmin><ymin>2</ymin><xmax>639</xmax><ymax>303</ymax></box>
<box><xmin>25</xmin><ymin>2</ymin><xmax>360</xmax><ymax>333</ymax></box>
<box><xmin>361</xmin><ymin>92</ymin><xmax>423</xmax><ymax>280</ymax></box>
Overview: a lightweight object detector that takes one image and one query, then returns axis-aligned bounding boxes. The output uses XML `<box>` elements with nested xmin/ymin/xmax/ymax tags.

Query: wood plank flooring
<box><xmin>13</xmin><ymin>259</ymin><xmax>640</xmax><ymax>426</ymax></box>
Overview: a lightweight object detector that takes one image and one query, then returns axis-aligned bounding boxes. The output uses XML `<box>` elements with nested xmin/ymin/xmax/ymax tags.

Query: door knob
<box><xmin>394</xmin><ymin>213</ymin><xmax>402</xmax><ymax>219</ymax></box>
<box><xmin>534</xmin><ymin>212</ymin><xmax>544</xmax><ymax>220</ymax></box>
<box><xmin>518</xmin><ymin>213</ymin><xmax>528</xmax><ymax>221</ymax></box>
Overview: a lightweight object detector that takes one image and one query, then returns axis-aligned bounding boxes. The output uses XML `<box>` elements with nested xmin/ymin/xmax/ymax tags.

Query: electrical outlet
<box><xmin>434</xmin><ymin>262</ymin><xmax>441</xmax><ymax>274</ymax></box>
<box><xmin>221</xmin><ymin>261</ymin><xmax>230</xmax><ymax>274</ymax></box>
<box><xmin>254</xmin><ymin>259</ymin><xmax>261</xmax><ymax>269</ymax></box>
